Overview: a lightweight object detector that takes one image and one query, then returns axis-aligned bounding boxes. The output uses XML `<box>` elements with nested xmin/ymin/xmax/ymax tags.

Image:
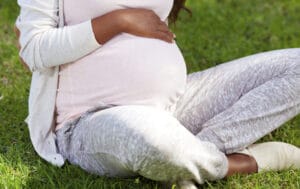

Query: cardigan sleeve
<box><xmin>16</xmin><ymin>0</ymin><xmax>102</xmax><ymax>72</ymax></box>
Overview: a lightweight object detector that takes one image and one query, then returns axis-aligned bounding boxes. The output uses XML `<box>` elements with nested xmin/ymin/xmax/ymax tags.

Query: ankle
<box><xmin>226</xmin><ymin>153</ymin><xmax>258</xmax><ymax>177</ymax></box>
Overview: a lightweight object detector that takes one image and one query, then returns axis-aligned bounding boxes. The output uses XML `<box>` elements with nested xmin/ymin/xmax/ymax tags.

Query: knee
<box><xmin>275</xmin><ymin>48</ymin><xmax>300</xmax><ymax>76</ymax></box>
<box><xmin>197</xmin><ymin>128</ymin><xmax>226</xmax><ymax>153</ymax></box>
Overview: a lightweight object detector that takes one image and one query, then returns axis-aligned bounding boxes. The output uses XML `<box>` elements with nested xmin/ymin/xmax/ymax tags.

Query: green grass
<box><xmin>0</xmin><ymin>0</ymin><xmax>300</xmax><ymax>188</ymax></box>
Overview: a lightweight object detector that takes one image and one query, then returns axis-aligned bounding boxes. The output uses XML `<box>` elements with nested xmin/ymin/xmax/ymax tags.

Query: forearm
<box><xmin>16</xmin><ymin>6</ymin><xmax>123</xmax><ymax>72</ymax></box>
<box><xmin>91</xmin><ymin>10</ymin><xmax>124</xmax><ymax>45</ymax></box>
<box><xmin>16</xmin><ymin>11</ymin><xmax>122</xmax><ymax>72</ymax></box>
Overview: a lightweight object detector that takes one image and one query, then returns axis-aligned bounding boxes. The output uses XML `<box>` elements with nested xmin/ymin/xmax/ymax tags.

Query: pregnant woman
<box><xmin>16</xmin><ymin>0</ymin><xmax>300</xmax><ymax>188</ymax></box>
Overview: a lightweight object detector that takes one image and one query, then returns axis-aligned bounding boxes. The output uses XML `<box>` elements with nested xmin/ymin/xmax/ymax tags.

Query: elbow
<box><xmin>18</xmin><ymin>53</ymin><xmax>38</xmax><ymax>73</ymax></box>
<box><xmin>14</xmin><ymin>24</ymin><xmax>31</xmax><ymax>72</ymax></box>
<box><xmin>19</xmin><ymin>33</ymin><xmax>54</xmax><ymax>73</ymax></box>
<box><xmin>19</xmin><ymin>47</ymin><xmax>44</xmax><ymax>73</ymax></box>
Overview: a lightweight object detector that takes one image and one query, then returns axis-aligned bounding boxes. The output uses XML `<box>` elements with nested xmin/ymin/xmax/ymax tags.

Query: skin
<box><xmin>14</xmin><ymin>8</ymin><xmax>258</xmax><ymax>177</ymax></box>
<box><xmin>226</xmin><ymin>153</ymin><xmax>258</xmax><ymax>177</ymax></box>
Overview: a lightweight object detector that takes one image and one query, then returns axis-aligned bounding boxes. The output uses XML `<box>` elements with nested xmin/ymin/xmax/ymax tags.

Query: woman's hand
<box><xmin>118</xmin><ymin>9</ymin><xmax>175</xmax><ymax>43</ymax></box>
<box><xmin>92</xmin><ymin>8</ymin><xmax>175</xmax><ymax>45</ymax></box>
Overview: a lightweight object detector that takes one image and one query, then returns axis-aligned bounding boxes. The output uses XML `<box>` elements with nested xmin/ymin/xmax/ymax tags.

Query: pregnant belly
<box><xmin>57</xmin><ymin>33</ymin><xmax>187</xmax><ymax>115</ymax></box>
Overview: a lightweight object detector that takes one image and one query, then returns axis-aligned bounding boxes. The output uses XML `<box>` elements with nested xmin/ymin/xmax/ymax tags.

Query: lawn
<box><xmin>0</xmin><ymin>0</ymin><xmax>300</xmax><ymax>188</ymax></box>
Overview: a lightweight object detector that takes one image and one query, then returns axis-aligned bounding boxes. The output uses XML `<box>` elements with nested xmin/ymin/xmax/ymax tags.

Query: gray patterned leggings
<box><xmin>55</xmin><ymin>48</ymin><xmax>300</xmax><ymax>184</ymax></box>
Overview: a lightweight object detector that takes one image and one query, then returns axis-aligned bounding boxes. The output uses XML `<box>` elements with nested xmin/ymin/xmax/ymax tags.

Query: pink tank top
<box><xmin>55</xmin><ymin>0</ymin><xmax>187</xmax><ymax>131</ymax></box>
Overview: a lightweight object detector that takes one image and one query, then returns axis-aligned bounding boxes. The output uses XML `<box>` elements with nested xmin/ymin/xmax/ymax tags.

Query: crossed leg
<box><xmin>172</xmin><ymin>48</ymin><xmax>300</xmax><ymax>154</ymax></box>
<box><xmin>56</xmin><ymin>105</ymin><xmax>229</xmax><ymax>185</ymax></box>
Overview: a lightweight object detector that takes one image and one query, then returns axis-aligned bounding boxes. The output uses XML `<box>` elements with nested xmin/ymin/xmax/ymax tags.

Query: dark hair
<box><xmin>169</xmin><ymin>0</ymin><xmax>192</xmax><ymax>23</ymax></box>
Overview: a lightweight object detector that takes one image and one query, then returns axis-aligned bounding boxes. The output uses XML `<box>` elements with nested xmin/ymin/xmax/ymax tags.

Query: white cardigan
<box><xmin>16</xmin><ymin>0</ymin><xmax>101</xmax><ymax>167</ymax></box>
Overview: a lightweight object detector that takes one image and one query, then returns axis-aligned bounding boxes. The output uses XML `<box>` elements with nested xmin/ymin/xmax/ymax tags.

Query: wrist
<box><xmin>111</xmin><ymin>9</ymin><xmax>129</xmax><ymax>33</ymax></box>
<box><xmin>91</xmin><ymin>10</ymin><xmax>124</xmax><ymax>44</ymax></box>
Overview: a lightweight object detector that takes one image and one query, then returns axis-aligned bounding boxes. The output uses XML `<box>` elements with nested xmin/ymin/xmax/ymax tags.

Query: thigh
<box><xmin>55</xmin><ymin>104</ymin><xmax>228</xmax><ymax>182</ymax></box>
<box><xmin>173</xmin><ymin>48</ymin><xmax>300</xmax><ymax>134</ymax></box>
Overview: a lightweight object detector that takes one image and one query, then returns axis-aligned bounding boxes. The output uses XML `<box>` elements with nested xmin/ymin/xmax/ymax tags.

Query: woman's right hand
<box><xmin>117</xmin><ymin>8</ymin><xmax>175</xmax><ymax>43</ymax></box>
